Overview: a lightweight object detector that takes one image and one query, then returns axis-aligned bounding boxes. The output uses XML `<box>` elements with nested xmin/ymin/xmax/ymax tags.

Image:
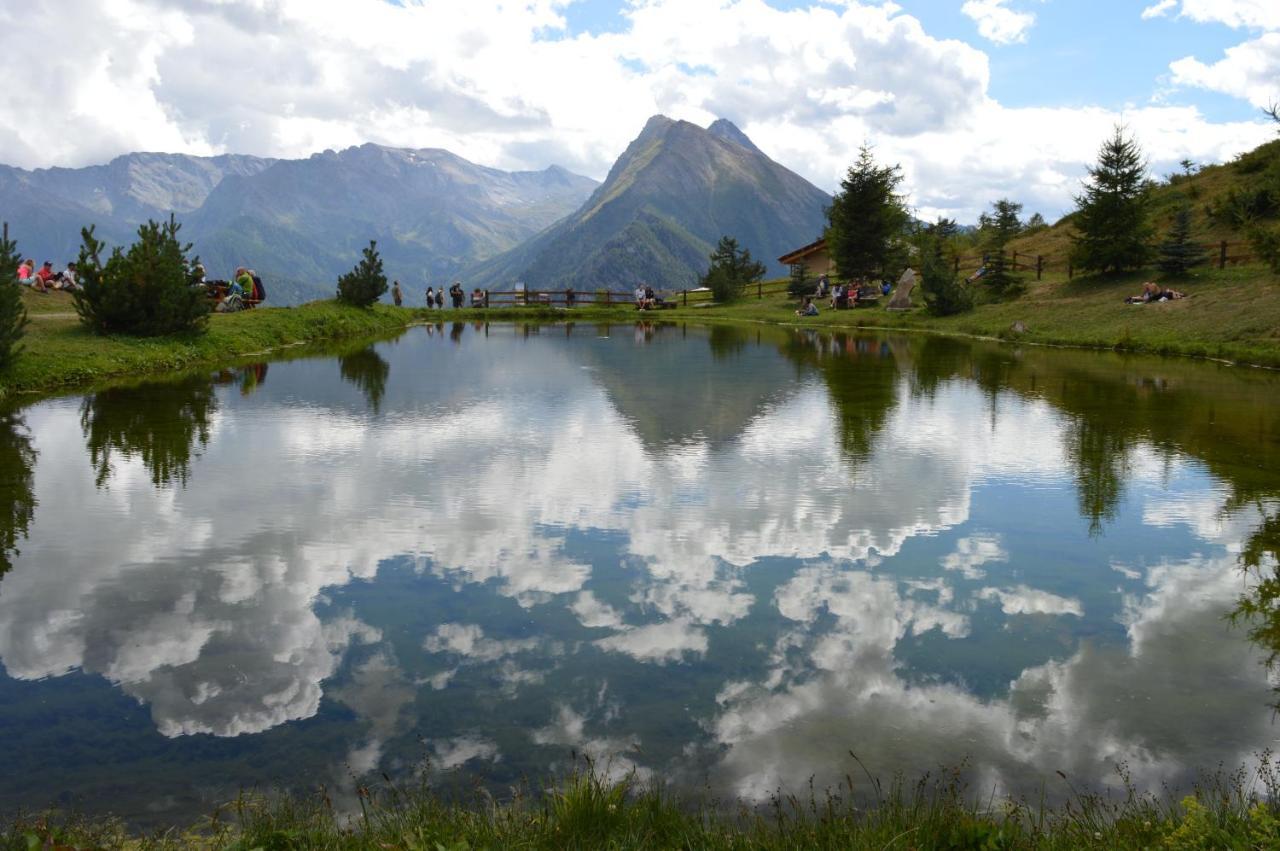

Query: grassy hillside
<box><xmin>1001</xmin><ymin>137</ymin><xmax>1280</xmax><ymax>272</ymax></box>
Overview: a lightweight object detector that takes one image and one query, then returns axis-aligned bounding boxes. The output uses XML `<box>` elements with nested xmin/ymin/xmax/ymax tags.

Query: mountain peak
<box><xmin>706</xmin><ymin>119</ymin><xmax>760</xmax><ymax>153</ymax></box>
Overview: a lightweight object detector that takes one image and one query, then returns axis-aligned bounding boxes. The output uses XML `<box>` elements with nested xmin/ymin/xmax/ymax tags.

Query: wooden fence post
<box><xmin>1012</xmin><ymin>250</ymin><xmax>1018</xmax><ymax>271</ymax></box>
<box><xmin>757</xmin><ymin>280</ymin><xmax>762</xmax><ymax>299</ymax></box>
<box><xmin>953</xmin><ymin>256</ymin><xmax>960</xmax><ymax>275</ymax></box>
<box><xmin>1067</xmin><ymin>262</ymin><xmax>1073</xmax><ymax>280</ymax></box>
<box><xmin>1219</xmin><ymin>240</ymin><xmax>1228</xmax><ymax>269</ymax></box>
<box><xmin>682</xmin><ymin>289</ymin><xmax>687</xmax><ymax>307</ymax></box>
<box><xmin>1036</xmin><ymin>255</ymin><xmax>1043</xmax><ymax>281</ymax></box>
<box><xmin>605</xmin><ymin>289</ymin><xmax>611</xmax><ymax>306</ymax></box>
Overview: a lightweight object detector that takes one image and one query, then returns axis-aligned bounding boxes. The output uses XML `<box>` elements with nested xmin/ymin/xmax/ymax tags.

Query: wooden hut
<box><xmin>778</xmin><ymin>237</ymin><xmax>834</xmax><ymax>279</ymax></box>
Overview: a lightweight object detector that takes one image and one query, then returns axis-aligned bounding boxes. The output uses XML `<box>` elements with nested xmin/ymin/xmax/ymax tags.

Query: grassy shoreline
<box><xmin>672</xmin><ymin>264</ymin><xmax>1280</xmax><ymax>369</ymax></box>
<box><xmin>6</xmin><ymin>260</ymin><xmax>1280</xmax><ymax>401</ymax></box>
<box><xmin>7</xmin><ymin>763</ymin><xmax>1280</xmax><ymax>850</ymax></box>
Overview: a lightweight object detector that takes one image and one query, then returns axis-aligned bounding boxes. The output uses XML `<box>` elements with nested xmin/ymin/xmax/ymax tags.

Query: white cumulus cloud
<box><xmin>961</xmin><ymin>0</ymin><xmax>1037</xmax><ymax>45</ymax></box>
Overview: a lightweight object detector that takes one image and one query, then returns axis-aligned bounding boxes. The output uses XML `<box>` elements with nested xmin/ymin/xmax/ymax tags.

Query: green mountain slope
<box><xmin>463</xmin><ymin>116</ymin><xmax>832</xmax><ymax>292</ymax></box>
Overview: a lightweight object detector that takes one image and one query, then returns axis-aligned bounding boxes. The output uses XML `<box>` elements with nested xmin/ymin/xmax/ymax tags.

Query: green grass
<box><xmin>1</xmin><ymin>293</ymin><xmax>617</xmax><ymax>401</ymax></box>
<box><xmin>8</xmin><ymin>255</ymin><xmax>1280</xmax><ymax>404</ymax></box>
<box><xmin>673</xmin><ymin>262</ymin><xmax>1280</xmax><ymax>368</ymax></box>
<box><xmin>7</xmin><ymin>759</ymin><xmax>1280</xmax><ymax>849</ymax></box>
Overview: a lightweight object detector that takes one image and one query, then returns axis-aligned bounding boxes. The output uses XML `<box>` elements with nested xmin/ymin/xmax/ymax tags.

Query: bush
<box><xmin>73</xmin><ymin>216</ymin><xmax>209</xmax><ymax>337</ymax></box>
<box><xmin>700</xmin><ymin>236</ymin><xmax>765</xmax><ymax>303</ymax></box>
<box><xmin>0</xmin><ymin>224</ymin><xmax>28</xmax><ymax>370</ymax></box>
<box><xmin>337</xmin><ymin>241</ymin><xmax>388</xmax><ymax>307</ymax></box>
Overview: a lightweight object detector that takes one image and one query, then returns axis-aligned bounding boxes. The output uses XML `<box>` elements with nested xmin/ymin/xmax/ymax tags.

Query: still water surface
<box><xmin>1</xmin><ymin>321</ymin><xmax>1279</xmax><ymax>824</ymax></box>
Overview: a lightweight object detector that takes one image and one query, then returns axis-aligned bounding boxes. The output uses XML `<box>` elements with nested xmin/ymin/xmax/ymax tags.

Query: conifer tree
<box><xmin>1070</xmin><ymin>126</ymin><xmax>1153</xmax><ymax>274</ymax></box>
<box><xmin>74</xmin><ymin>216</ymin><xmax>209</xmax><ymax>336</ymax></box>
<box><xmin>337</xmin><ymin>240</ymin><xmax>388</xmax><ymax>307</ymax></box>
<box><xmin>920</xmin><ymin>237</ymin><xmax>972</xmax><ymax>317</ymax></box>
<box><xmin>1155</xmin><ymin>206</ymin><xmax>1207</xmax><ymax>277</ymax></box>
<box><xmin>826</xmin><ymin>146</ymin><xmax>910</xmax><ymax>281</ymax></box>
<box><xmin>786</xmin><ymin>262</ymin><xmax>812</xmax><ymax>298</ymax></box>
<box><xmin>701</xmin><ymin>236</ymin><xmax>765</xmax><ymax>302</ymax></box>
<box><xmin>0</xmin><ymin>223</ymin><xmax>28</xmax><ymax>371</ymax></box>
<box><xmin>981</xmin><ymin>198</ymin><xmax>1024</xmax><ymax>298</ymax></box>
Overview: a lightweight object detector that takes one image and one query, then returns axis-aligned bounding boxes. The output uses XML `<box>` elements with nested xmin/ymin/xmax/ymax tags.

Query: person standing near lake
<box><xmin>392</xmin><ymin>280</ymin><xmax>403</xmax><ymax>307</ymax></box>
<box><xmin>425</xmin><ymin>286</ymin><xmax>435</xmax><ymax>309</ymax></box>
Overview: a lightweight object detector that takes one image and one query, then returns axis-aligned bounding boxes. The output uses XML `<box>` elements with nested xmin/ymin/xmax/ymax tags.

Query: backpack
<box><xmin>251</xmin><ymin>275</ymin><xmax>266</xmax><ymax>302</ymax></box>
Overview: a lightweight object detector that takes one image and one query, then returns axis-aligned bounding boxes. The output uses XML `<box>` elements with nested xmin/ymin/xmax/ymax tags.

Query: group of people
<box><xmin>1125</xmin><ymin>281</ymin><xmax>1187</xmax><ymax>304</ymax></box>
<box><xmin>16</xmin><ymin>259</ymin><xmax>79</xmax><ymax>292</ymax></box>
<box><xmin>796</xmin><ymin>273</ymin><xmax>893</xmax><ymax>317</ymax></box>
<box><xmin>421</xmin><ymin>282</ymin><xmax>487</xmax><ymax>309</ymax></box>
<box><xmin>633</xmin><ymin>283</ymin><xmax>661</xmax><ymax>310</ymax></box>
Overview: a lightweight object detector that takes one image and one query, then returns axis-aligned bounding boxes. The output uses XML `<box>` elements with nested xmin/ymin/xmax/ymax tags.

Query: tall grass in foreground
<box><xmin>7</xmin><ymin>755</ymin><xmax>1280</xmax><ymax>849</ymax></box>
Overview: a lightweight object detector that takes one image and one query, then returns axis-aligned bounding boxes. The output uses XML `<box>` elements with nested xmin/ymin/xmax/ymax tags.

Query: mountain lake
<box><xmin>1</xmin><ymin>320</ymin><xmax>1279</xmax><ymax>826</ymax></box>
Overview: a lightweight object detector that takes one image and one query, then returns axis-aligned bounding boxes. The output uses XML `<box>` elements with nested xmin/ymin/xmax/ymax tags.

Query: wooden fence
<box><xmin>949</xmin><ymin>239</ymin><xmax>1256</xmax><ymax>280</ymax></box>
<box><xmin>452</xmin><ymin>238</ymin><xmax>1260</xmax><ymax>310</ymax></box>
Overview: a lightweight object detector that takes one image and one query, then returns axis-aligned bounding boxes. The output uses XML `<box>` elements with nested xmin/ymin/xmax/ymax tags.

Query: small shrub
<box><xmin>0</xmin><ymin>224</ymin><xmax>28</xmax><ymax>370</ymax></box>
<box><xmin>73</xmin><ymin>216</ymin><xmax>209</xmax><ymax>337</ymax></box>
<box><xmin>1250</xmin><ymin>223</ymin><xmax>1280</xmax><ymax>274</ymax></box>
<box><xmin>336</xmin><ymin>241</ymin><xmax>388</xmax><ymax>307</ymax></box>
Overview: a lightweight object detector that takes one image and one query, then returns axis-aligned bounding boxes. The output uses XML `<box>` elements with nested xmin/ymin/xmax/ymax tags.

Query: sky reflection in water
<box><xmin>0</xmin><ymin>321</ymin><xmax>1278</xmax><ymax>823</ymax></box>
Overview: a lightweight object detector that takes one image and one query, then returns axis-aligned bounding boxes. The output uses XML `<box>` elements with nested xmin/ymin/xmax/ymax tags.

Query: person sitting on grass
<box><xmin>634</xmin><ymin>284</ymin><xmax>647</xmax><ymax>310</ymax></box>
<box><xmin>17</xmin><ymin>258</ymin><xmax>44</xmax><ymax>291</ymax></box>
<box><xmin>55</xmin><ymin>261</ymin><xmax>80</xmax><ymax>291</ymax></box>
<box><xmin>233</xmin><ymin>267</ymin><xmax>254</xmax><ymax>298</ymax></box>
<box><xmin>36</xmin><ymin>261</ymin><xmax>58</xmax><ymax>291</ymax></box>
<box><xmin>795</xmin><ymin>296</ymin><xmax>818</xmax><ymax>317</ymax></box>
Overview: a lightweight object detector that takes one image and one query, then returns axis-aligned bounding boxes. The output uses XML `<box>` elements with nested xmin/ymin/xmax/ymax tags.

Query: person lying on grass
<box><xmin>1125</xmin><ymin>281</ymin><xmax>1187</xmax><ymax>304</ymax></box>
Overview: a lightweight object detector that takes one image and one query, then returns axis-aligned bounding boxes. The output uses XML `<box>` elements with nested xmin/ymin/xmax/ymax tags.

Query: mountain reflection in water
<box><xmin>0</xmin><ymin>322</ymin><xmax>1278</xmax><ymax>824</ymax></box>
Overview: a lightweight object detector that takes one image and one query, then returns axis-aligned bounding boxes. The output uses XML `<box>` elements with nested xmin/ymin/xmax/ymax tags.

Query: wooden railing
<box><xmin>949</xmin><ymin>239</ymin><xmax>1256</xmax><ymax>280</ymax></box>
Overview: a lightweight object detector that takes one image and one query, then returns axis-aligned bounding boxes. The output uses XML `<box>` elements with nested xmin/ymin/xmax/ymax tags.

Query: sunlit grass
<box><xmin>7</xmin><ymin>756</ymin><xmax>1280</xmax><ymax>849</ymax></box>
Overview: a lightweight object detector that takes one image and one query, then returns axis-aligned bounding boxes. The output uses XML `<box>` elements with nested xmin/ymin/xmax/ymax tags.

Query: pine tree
<box><xmin>701</xmin><ymin>236</ymin><xmax>765</xmax><ymax>302</ymax></box>
<box><xmin>337</xmin><ymin>240</ymin><xmax>388</xmax><ymax>307</ymax></box>
<box><xmin>0</xmin><ymin>223</ymin><xmax>28</xmax><ymax>371</ymax></box>
<box><xmin>73</xmin><ymin>216</ymin><xmax>209</xmax><ymax>336</ymax></box>
<box><xmin>826</xmin><ymin>146</ymin><xmax>910</xmax><ymax>281</ymax></box>
<box><xmin>920</xmin><ymin>237</ymin><xmax>972</xmax><ymax>317</ymax></box>
<box><xmin>786</xmin><ymin>262</ymin><xmax>812</xmax><ymax>298</ymax></box>
<box><xmin>1156</xmin><ymin>207</ymin><xmax>1207</xmax><ymax>277</ymax></box>
<box><xmin>1070</xmin><ymin>126</ymin><xmax>1153</xmax><ymax>274</ymax></box>
<box><xmin>982</xmin><ymin>198</ymin><xmax>1024</xmax><ymax>298</ymax></box>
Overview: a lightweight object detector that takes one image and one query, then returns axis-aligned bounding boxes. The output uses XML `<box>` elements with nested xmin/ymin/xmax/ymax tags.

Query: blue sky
<box><xmin>558</xmin><ymin>0</ymin><xmax>1262</xmax><ymax>121</ymax></box>
<box><xmin>5</xmin><ymin>0</ymin><xmax>1277</xmax><ymax>222</ymax></box>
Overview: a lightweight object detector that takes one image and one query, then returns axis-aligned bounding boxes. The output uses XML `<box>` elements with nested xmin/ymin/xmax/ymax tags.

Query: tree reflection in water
<box><xmin>80</xmin><ymin>375</ymin><xmax>217</xmax><ymax>489</ymax></box>
<box><xmin>777</xmin><ymin>329</ymin><xmax>899</xmax><ymax>465</ymax></box>
<box><xmin>1232</xmin><ymin>506</ymin><xmax>1280</xmax><ymax>708</ymax></box>
<box><xmin>0</xmin><ymin>408</ymin><xmax>36</xmax><ymax>576</ymax></box>
<box><xmin>338</xmin><ymin>346</ymin><xmax>390</xmax><ymax>413</ymax></box>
